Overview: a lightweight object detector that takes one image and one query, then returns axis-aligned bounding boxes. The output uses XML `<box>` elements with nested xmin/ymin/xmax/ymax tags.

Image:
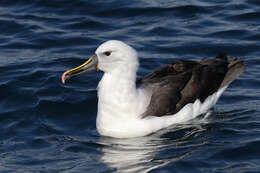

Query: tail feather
<box><xmin>220</xmin><ymin>57</ymin><xmax>245</xmax><ymax>88</ymax></box>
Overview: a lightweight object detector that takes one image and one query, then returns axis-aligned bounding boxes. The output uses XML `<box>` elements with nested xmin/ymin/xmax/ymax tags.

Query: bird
<box><xmin>61</xmin><ymin>40</ymin><xmax>245</xmax><ymax>138</ymax></box>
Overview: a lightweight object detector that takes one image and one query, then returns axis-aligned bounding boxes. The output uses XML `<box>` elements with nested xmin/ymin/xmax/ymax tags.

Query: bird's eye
<box><xmin>104</xmin><ymin>51</ymin><xmax>111</xmax><ymax>56</ymax></box>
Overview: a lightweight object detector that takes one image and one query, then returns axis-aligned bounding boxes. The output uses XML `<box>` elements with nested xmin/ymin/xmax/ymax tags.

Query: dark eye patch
<box><xmin>104</xmin><ymin>51</ymin><xmax>111</xmax><ymax>56</ymax></box>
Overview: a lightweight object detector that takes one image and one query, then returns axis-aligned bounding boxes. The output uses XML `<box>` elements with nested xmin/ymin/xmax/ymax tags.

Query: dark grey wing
<box><xmin>140</xmin><ymin>71</ymin><xmax>192</xmax><ymax>117</ymax></box>
<box><xmin>139</xmin><ymin>53</ymin><xmax>243</xmax><ymax>118</ymax></box>
<box><xmin>138</xmin><ymin>60</ymin><xmax>199</xmax><ymax>86</ymax></box>
<box><xmin>174</xmin><ymin>59</ymin><xmax>228</xmax><ymax>113</ymax></box>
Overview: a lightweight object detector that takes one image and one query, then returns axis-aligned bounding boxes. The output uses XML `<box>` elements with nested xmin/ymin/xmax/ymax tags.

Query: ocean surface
<box><xmin>0</xmin><ymin>0</ymin><xmax>260</xmax><ymax>172</ymax></box>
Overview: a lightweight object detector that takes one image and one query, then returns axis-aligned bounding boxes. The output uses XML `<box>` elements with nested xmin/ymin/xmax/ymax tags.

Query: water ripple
<box><xmin>0</xmin><ymin>0</ymin><xmax>259</xmax><ymax>172</ymax></box>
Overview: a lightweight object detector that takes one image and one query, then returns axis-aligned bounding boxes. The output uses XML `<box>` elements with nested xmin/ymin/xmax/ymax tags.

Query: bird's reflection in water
<box><xmin>98</xmin><ymin>120</ymin><xmax>210</xmax><ymax>173</ymax></box>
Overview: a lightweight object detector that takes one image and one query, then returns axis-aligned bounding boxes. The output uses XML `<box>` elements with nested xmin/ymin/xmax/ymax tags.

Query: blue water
<box><xmin>1</xmin><ymin>0</ymin><xmax>260</xmax><ymax>172</ymax></box>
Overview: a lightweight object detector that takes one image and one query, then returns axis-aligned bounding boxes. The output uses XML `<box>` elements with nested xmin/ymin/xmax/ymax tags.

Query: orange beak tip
<box><xmin>61</xmin><ymin>72</ymin><xmax>67</xmax><ymax>84</ymax></box>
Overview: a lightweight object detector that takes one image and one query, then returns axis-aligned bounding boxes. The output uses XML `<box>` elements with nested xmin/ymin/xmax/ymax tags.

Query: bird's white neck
<box><xmin>97</xmin><ymin>65</ymin><xmax>138</xmax><ymax>108</ymax></box>
<box><xmin>96</xmin><ymin>64</ymin><xmax>145</xmax><ymax>135</ymax></box>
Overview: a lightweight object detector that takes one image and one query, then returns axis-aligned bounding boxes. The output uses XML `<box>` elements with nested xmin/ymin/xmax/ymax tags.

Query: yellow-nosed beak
<box><xmin>61</xmin><ymin>54</ymin><xmax>99</xmax><ymax>84</ymax></box>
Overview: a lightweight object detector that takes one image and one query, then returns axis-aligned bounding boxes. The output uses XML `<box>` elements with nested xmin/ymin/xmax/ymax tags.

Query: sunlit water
<box><xmin>0</xmin><ymin>0</ymin><xmax>260</xmax><ymax>172</ymax></box>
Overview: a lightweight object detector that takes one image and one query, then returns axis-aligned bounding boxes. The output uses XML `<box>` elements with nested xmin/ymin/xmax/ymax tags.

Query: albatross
<box><xmin>61</xmin><ymin>40</ymin><xmax>245</xmax><ymax>138</ymax></box>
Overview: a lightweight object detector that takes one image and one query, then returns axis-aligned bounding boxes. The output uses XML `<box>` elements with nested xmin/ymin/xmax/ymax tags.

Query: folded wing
<box><xmin>139</xmin><ymin>53</ymin><xmax>245</xmax><ymax>118</ymax></box>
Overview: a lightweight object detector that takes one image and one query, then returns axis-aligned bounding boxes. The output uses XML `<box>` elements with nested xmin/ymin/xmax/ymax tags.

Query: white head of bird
<box><xmin>95</xmin><ymin>40</ymin><xmax>139</xmax><ymax>73</ymax></box>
